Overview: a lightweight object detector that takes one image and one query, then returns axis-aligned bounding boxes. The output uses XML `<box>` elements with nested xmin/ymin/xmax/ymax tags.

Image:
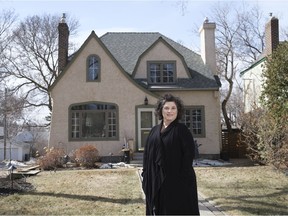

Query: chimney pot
<box><xmin>60</xmin><ymin>13</ymin><xmax>66</xmax><ymax>23</ymax></box>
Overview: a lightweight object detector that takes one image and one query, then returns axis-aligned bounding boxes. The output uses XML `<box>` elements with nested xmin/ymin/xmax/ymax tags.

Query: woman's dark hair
<box><xmin>155</xmin><ymin>94</ymin><xmax>184</xmax><ymax>121</ymax></box>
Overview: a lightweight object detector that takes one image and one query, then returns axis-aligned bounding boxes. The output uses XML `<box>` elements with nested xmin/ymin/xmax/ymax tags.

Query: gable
<box><xmin>134</xmin><ymin>38</ymin><xmax>190</xmax><ymax>79</ymax></box>
<box><xmin>50</xmin><ymin>31</ymin><xmax>158</xmax><ymax>98</ymax></box>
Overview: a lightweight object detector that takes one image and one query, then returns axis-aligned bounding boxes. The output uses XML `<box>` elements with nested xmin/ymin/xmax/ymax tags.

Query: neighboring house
<box><xmin>0</xmin><ymin>127</ymin><xmax>31</xmax><ymax>161</ymax></box>
<box><xmin>241</xmin><ymin>16</ymin><xmax>279</xmax><ymax>113</ymax></box>
<box><xmin>48</xmin><ymin>15</ymin><xmax>222</xmax><ymax>159</ymax></box>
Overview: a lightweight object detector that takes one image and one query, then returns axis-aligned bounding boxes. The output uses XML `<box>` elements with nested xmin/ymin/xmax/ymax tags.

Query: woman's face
<box><xmin>162</xmin><ymin>101</ymin><xmax>178</xmax><ymax>123</ymax></box>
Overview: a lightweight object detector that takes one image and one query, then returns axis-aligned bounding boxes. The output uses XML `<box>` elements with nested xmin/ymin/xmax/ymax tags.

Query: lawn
<box><xmin>195</xmin><ymin>160</ymin><xmax>288</xmax><ymax>215</ymax></box>
<box><xmin>0</xmin><ymin>168</ymin><xmax>146</xmax><ymax>215</ymax></box>
<box><xmin>0</xmin><ymin>160</ymin><xmax>287</xmax><ymax>215</ymax></box>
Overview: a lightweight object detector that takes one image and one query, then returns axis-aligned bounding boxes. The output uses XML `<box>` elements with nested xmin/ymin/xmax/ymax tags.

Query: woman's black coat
<box><xmin>142</xmin><ymin>120</ymin><xmax>199</xmax><ymax>215</ymax></box>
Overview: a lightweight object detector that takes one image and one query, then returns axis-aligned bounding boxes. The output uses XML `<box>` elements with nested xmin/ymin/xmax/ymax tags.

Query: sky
<box><xmin>2</xmin><ymin>0</ymin><xmax>288</xmax><ymax>53</ymax></box>
<box><xmin>1</xmin><ymin>0</ymin><xmax>288</xmax><ymax>122</ymax></box>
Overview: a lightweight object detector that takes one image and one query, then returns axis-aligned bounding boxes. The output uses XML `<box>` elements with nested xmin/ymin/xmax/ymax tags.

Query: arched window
<box><xmin>69</xmin><ymin>102</ymin><xmax>118</xmax><ymax>140</ymax></box>
<box><xmin>87</xmin><ymin>55</ymin><xmax>100</xmax><ymax>81</ymax></box>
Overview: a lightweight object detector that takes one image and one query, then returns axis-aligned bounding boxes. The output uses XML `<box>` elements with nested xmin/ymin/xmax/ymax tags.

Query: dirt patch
<box><xmin>0</xmin><ymin>178</ymin><xmax>35</xmax><ymax>196</ymax></box>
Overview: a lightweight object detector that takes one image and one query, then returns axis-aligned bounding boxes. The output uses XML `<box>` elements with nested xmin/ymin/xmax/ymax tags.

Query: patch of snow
<box><xmin>193</xmin><ymin>159</ymin><xmax>232</xmax><ymax>167</ymax></box>
<box><xmin>100</xmin><ymin>162</ymin><xmax>135</xmax><ymax>169</ymax></box>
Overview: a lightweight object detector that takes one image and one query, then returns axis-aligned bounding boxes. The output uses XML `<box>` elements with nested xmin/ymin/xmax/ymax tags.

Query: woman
<box><xmin>142</xmin><ymin>94</ymin><xmax>200</xmax><ymax>215</ymax></box>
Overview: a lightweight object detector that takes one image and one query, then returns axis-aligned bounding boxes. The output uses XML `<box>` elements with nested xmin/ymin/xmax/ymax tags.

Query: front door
<box><xmin>137</xmin><ymin>108</ymin><xmax>157</xmax><ymax>151</ymax></box>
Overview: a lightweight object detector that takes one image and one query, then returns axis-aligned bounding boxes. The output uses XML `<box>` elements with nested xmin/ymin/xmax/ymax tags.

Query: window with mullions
<box><xmin>181</xmin><ymin>106</ymin><xmax>205</xmax><ymax>137</ymax></box>
<box><xmin>70</xmin><ymin>102</ymin><xmax>118</xmax><ymax>140</ymax></box>
<box><xmin>148</xmin><ymin>62</ymin><xmax>176</xmax><ymax>84</ymax></box>
<box><xmin>87</xmin><ymin>55</ymin><xmax>100</xmax><ymax>81</ymax></box>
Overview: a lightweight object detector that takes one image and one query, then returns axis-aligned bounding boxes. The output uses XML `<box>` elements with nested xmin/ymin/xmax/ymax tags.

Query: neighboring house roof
<box><xmin>100</xmin><ymin>32</ymin><xmax>219</xmax><ymax>90</ymax></box>
<box><xmin>240</xmin><ymin>55</ymin><xmax>266</xmax><ymax>77</ymax></box>
<box><xmin>240</xmin><ymin>40</ymin><xmax>285</xmax><ymax>77</ymax></box>
<box><xmin>13</xmin><ymin>131</ymin><xmax>34</xmax><ymax>143</ymax></box>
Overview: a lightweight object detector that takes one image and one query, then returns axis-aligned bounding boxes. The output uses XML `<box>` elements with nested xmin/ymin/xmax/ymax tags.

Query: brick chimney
<box><xmin>265</xmin><ymin>15</ymin><xmax>279</xmax><ymax>56</ymax></box>
<box><xmin>58</xmin><ymin>13</ymin><xmax>69</xmax><ymax>74</ymax></box>
<box><xmin>199</xmin><ymin>17</ymin><xmax>217</xmax><ymax>75</ymax></box>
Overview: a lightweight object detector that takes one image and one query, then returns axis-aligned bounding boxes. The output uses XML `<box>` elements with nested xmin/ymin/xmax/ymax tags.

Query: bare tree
<box><xmin>2</xmin><ymin>14</ymin><xmax>79</xmax><ymax>123</ymax></box>
<box><xmin>0</xmin><ymin>9</ymin><xmax>17</xmax><ymax>81</ymax></box>
<box><xmin>235</xmin><ymin>4</ymin><xmax>265</xmax><ymax>63</ymax></box>
<box><xmin>178</xmin><ymin>1</ymin><xmax>266</xmax><ymax>131</ymax></box>
<box><xmin>0</xmin><ymin>88</ymin><xmax>26</xmax><ymax>160</ymax></box>
<box><xmin>211</xmin><ymin>2</ymin><xmax>265</xmax><ymax>131</ymax></box>
<box><xmin>212</xmin><ymin>4</ymin><xmax>240</xmax><ymax>131</ymax></box>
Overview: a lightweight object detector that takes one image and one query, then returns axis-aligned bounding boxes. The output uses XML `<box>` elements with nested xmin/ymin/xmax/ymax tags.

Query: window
<box><xmin>87</xmin><ymin>55</ymin><xmax>100</xmax><ymax>81</ymax></box>
<box><xmin>148</xmin><ymin>61</ymin><xmax>176</xmax><ymax>84</ymax></box>
<box><xmin>181</xmin><ymin>106</ymin><xmax>205</xmax><ymax>137</ymax></box>
<box><xmin>69</xmin><ymin>102</ymin><xmax>118</xmax><ymax>140</ymax></box>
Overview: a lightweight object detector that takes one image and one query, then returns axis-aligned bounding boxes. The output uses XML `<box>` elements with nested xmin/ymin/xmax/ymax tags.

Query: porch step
<box><xmin>130</xmin><ymin>152</ymin><xmax>143</xmax><ymax>166</ymax></box>
<box><xmin>132</xmin><ymin>152</ymin><xmax>143</xmax><ymax>161</ymax></box>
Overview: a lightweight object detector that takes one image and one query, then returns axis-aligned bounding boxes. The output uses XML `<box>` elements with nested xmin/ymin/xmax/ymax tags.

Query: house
<box><xmin>241</xmin><ymin>16</ymin><xmax>279</xmax><ymax>113</ymax></box>
<box><xmin>0</xmin><ymin>127</ymin><xmax>31</xmax><ymax>161</ymax></box>
<box><xmin>48</xmin><ymin>15</ymin><xmax>222</xmax><ymax>159</ymax></box>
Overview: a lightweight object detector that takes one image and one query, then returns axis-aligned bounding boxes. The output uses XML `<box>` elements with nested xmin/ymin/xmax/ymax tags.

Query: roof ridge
<box><xmin>104</xmin><ymin>32</ymin><xmax>160</xmax><ymax>34</ymax></box>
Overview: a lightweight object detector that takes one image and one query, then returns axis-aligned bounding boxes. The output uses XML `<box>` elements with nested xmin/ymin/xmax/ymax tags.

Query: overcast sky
<box><xmin>2</xmin><ymin>0</ymin><xmax>288</xmax><ymax>52</ymax></box>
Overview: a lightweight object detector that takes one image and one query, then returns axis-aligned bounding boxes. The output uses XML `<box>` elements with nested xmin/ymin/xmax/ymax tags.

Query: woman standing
<box><xmin>142</xmin><ymin>94</ymin><xmax>200</xmax><ymax>215</ymax></box>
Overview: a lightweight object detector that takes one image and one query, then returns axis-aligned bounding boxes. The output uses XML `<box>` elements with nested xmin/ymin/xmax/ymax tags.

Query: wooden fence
<box><xmin>221</xmin><ymin>129</ymin><xmax>248</xmax><ymax>159</ymax></box>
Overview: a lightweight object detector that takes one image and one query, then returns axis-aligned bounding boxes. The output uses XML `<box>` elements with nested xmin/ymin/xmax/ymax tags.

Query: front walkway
<box><xmin>198</xmin><ymin>192</ymin><xmax>226</xmax><ymax>215</ymax></box>
<box><xmin>136</xmin><ymin>168</ymin><xmax>226</xmax><ymax>216</ymax></box>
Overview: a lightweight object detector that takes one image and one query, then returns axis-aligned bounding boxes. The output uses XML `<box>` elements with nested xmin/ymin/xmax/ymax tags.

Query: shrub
<box><xmin>37</xmin><ymin>147</ymin><xmax>66</xmax><ymax>170</ymax></box>
<box><xmin>73</xmin><ymin>145</ymin><xmax>100</xmax><ymax>168</ymax></box>
<box><xmin>242</xmin><ymin>109</ymin><xmax>288</xmax><ymax>171</ymax></box>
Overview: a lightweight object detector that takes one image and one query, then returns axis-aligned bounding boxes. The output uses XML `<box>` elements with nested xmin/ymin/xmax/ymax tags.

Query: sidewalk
<box><xmin>198</xmin><ymin>192</ymin><xmax>226</xmax><ymax>215</ymax></box>
<box><xmin>136</xmin><ymin>168</ymin><xmax>226</xmax><ymax>216</ymax></box>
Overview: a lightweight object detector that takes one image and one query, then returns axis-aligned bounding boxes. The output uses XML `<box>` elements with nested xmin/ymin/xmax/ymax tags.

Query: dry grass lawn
<box><xmin>0</xmin><ymin>168</ymin><xmax>145</xmax><ymax>215</ymax></box>
<box><xmin>1</xmin><ymin>159</ymin><xmax>287</xmax><ymax>215</ymax></box>
<box><xmin>195</xmin><ymin>160</ymin><xmax>288</xmax><ymax>215</ymax></box>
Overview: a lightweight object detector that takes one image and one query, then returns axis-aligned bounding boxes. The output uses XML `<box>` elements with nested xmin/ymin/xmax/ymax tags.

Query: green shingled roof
<box><xmin>100</xmin><ymin>32</ymin><xmax>219</xmax><ymax>89</ymax></box>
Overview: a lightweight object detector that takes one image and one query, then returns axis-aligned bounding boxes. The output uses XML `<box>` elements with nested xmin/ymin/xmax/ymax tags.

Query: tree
<box><xmin>2</xmin><ymin>14</ymin><xmax>79</xmax><ymax>123</ymax></box>
<box><xmin>260</xmin><ymin>41</ymin><xmax>288</xmax><ymax>169</ymax></box>
<box><xmin>210</xmin><ymin>2</ymin><xmax>265</xmax><ymax>131</ymax></box>
<box><xmin>0</xmin><ymin>9</ymin><xmax>17</xmax><ymax>81</ymax></box>
<box><xmin>261</xmin><ymin>41</ymin><xmax>288</xmax><ymax>123</ymax></box>
<box><xmin>181</xmin><ymin>1</ymin><xmax>266</xmax><ymax>131</ymax></box>
<box><xmin>0</xmin><ymin>88</ymin><xmax>26</xmax><ymax>160</ymax></box>
<box><xmin>241</xmin><ymin>41</ymin><xmax>288</xmax><ymax>170</ymax></box>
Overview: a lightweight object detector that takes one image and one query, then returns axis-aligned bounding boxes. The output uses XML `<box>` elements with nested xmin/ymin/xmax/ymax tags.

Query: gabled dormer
<box><xmin>133</xmin><ymin>36</ymin><xmax>191</xmax><ymax>85</ymax></box>
<box><xmin>100</xmin><ymin>32</ymin><xmax>219</xmax><ymax>91</ymax></box>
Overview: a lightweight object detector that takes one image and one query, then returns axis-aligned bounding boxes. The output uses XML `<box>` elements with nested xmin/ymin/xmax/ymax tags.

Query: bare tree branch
<box><xmin>2</xmin><ymin>14</ymin><xmax>79</xmax><ymax>122</ymax></box>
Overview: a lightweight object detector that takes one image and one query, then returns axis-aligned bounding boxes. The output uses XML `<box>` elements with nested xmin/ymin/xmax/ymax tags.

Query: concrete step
<box><xmin>132</xmin><ymin>152</ymin><xmax>143</xmax><ymax>160</ymax></box>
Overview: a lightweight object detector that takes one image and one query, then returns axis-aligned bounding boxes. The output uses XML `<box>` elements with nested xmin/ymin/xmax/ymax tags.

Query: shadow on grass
<box><xmin>208</xmin><ymin>187</ymin><xmax>288</xmax><ymax>215</ymax></box>
<box><xmin>221</xmin><ymin>158</ymin><xmax>258</xmax><ymax>167</ymax></box>
<box><xmin>24</xmin><ymin>190</ymin><xmax>145</xmax><ymax>204</ymax></box>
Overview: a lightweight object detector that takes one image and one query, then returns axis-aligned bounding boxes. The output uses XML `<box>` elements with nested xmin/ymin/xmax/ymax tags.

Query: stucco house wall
<box><xmin>156</xmin><ymin>90</ymin><xmax>221</xmax><ymax>155</ymax></box>
<box><xmin>49</xmin><ymin>16</ymin><xmax>221</xmax><ymax>159</ymax></box>
<box><xmin>134</xmin><ymin>41</ymin><xmax>189</xmax><ymax>79</ymax></box>
<box><xmin>50</xmin><ymin>36</ymin><xmax>159</xmax><ymax>155</ymax></box>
